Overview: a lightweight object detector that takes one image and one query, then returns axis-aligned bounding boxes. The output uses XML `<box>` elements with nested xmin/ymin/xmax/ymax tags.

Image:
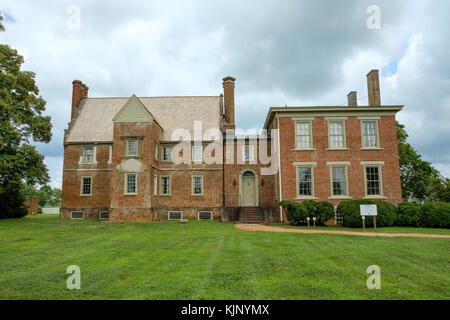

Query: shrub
<box><xmin>316</xmin><ymin>201</ymin><xmax>336</xmax><ymax>225</ymax></box>
<box><xmin>420</xmin><ymin>202</ymin><xmax>450</xmax><ymax>228</ymax></box>
<box><xmin>397</xmin><ymin>202</ymin><xmax>421</xmax><ymax>227</ymax></box>
<box><xmin>279</xmin><ymin>200</ymin><xmax>307</xmax><ymax>225</ymax></box>
<box><xmin>279</xmin><ymin>200</ymin><xmax>335</xmax><ymax>226</ymax></box>
<box><xmin>336</xmin><ymin>200</ymin><xmax>397</xmax><ymax>228</ymax></box>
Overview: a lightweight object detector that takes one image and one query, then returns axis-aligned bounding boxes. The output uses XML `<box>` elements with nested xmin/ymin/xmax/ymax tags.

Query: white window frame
<box><xmin>294</xmin><ymin>162</ymin><xmax>317</xmax><ymax>199</ymax></box>
<box><xmin>80</xmin><ymin>176</ymin><xmax>92</xmax><ymax>196</ymax></box>
<box><xmin>126</xmin><ymin>139</ymin><xmax>139</xmax><ymax>156</ymax></box>
<box><xmin>155</xmin><ymin>144</ymin><xmax>159</xmax><ymax>160</ymax></box>
<box><xmin>327</xmin><ymin>118</ymin><xmax>347</xmax><ymax>150</ymax></box>
<box><xmin>160</xmin><ymin>176</ymin><xmax>171</xmax><ymax>196</ymax></box>
<box><xmin>360</xmin><ymin>118</ymin><xmax>381</xmax><ymax>149</ymax></box>
<box><xmin>242</xmin><ymin>145</ymin><xmax>254</xmax><ymax>162</ymax></box>
<box><xmin>168</xmin><ymin>211</ymin><xmax>182</xmax><ymax>221</ymax></box>
<box><xmin>294</xmin><ymin>119</ymin><xmax>314</xmax><ymax>150</ymax></box>
<box><xmin>71</xmin><ymin>211</ymin><xmax>84</xmax><ymax>220</ymax></box>
<box><xmin>108</xmin><ymin>145</ymin><xmax>112</xmax><ymax>164</ymax></box>
<box><xmin>162</xmin><ymin>146</ymin><xmax>173</xmax><ymax>161</ymax></box>
<box><xmin>328</xmin><ymin>163</ymin><xmax>350</xmax><ymax>199</ymax></box>
<box><xmin>191</xmin><ymin>175</ymin><xmax>204</xmax><ymax>196</ymax></box>
<box><xmin>192</xmin><ymin>145</ymin><xmax>203</xmax><ymax>164</ymax></box>
<box><xmin>124</xmin><ymin>173</ymin><xmax>138</xmax><ymax>195</ymax></box>
<box><xmin>198</xmin><ymin>211</ymin><xmax>213</xmax><ymax>221</ymax></box>
<box><xmin>153</xmin><ymin>174</ymin><xmax>158</xmax><ymax>196</ymax></box>
<box><xmin>361</xmin><ymin>161</ymin><xmax>385</xmax><ymax>198</ymax></box>
<box><xmin>79</xmin><ymin>146</ymin><xmax>96</xmax><ymax>164</ymax></box>
<box><xmin>99</xmin><ymin>211</ymin><xmax>109</xmax><ymax>220</ymax></box>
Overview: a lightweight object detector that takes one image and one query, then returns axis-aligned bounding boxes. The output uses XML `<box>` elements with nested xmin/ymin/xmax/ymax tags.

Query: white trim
<box><xmin>294</xmin><ymin>120</ymin><xmax>314</xmax><ymax>150</ymax></box>
<box><xmin>324</xmin><ymin>116</ymin><xmax>348</xmax><ymax>120</ymax></box>
<box><xmin>79</xmin><ymin>145</ymin><xmax>97</xmax><ymax>164</ymax></box>
<box><xmin>360</xmin><ymin>119</ymin><xmax>380</xmax><ymax>148</ymax></box>
<box><xmin>360</xmin><ymin>161</ymin><xmax>384</xmax><ymax>165</ymax></box>
<box><xmin>358</xmin><ymin>116</ymin><xmax>381</xmax><ymax>120</ymax></box>
<box><xmin>327</xmin><ymin>119</ymin><xmax>347</xmax><ymax>149</ymax></box>
<box><xmin>327</xmin><ymin>161</ymin><xmax>351</xmax><ymax>166</ymax></box>
<box><xmin>293</xmin><ymin>162</ymin><xmax>317</xmax><ymax>166</ymax></box>
<box><xmin>108</xmin><ymin>145</ymin><xmax>112</xmax><ymax>164</ymax></box>
<box><xmin>124</xmin><ymin>173</ymin><xmax>138</xmax><ymax>195</ymax></box>
<box><xmin>153</xmin><ymin>174</ymin><xmax>158</xmax><ymax>196</ymax></box>
<box><xmin>192</xmin><ymin>145</ymin><xmax>203</xmax><ymax>164</ymax></box>
<box><xmin>291</xmin><ymin>117</ymin><xmax>315</xmax><ymax>121</ymax></box>
<box><xmin>168</xmin><ymin>211</ymin><xmax>182</xmax><ymax>221</ymax></box>
<box><xmin>197</xmin><ymin>211</ymin><xmax>213</xmax><ymax>221</ymax></box>
<box><xmin>159</xmin><ymin>175</ymin><xmax>172</xmax><ymax>195</ymax></box>
<box><xmin>329</xmin><ymin>165</ymin><xmax>349</xmax><ymax>197</ymax></box>
<box><xmin>71</xmin><ymin>211</ymin><xmax>84</xmax><ymax>220</ymax></box>
<box><xmin>126</xmin><ymin>139</ymin><xmax>139</xmax><ymax>156</ymax></box>
<box><xmin>191</xmin><ymin>175</ymin><xmax>204</xmax><ymax>196</ymax></box>
<box><xmin>276</xmin><ymin>115</ymin><xmax>283</xmax><ymax>222</ymax></box>
<box><xmin>80</xmin><ymin>176</ymin><xmax>93</xmax><ymax>196</ymax></box>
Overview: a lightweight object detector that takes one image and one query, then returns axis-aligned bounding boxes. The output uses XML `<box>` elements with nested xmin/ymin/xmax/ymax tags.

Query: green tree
<box><xmin>0</xmin><ymin>13</ymin><xmax>52</xmax><ymax>218</ymax></box>
<box><xmin>397</xmin><ymin>122</ymin><xmax>439</xmax><ymax>201</ymax></box>
<box><xmin>426</xmin><ymin>176</ymin><xmax>450</xmax><ymax>203</ymax></box>
<box><xmin>0</xmin><ymin>11</ymin><xmax>4</xmax><ymax>31</ymax></box>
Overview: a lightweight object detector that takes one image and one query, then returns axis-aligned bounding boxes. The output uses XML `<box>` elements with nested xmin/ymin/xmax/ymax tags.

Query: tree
<box><xmin>23</xmin><ymin>184</ymin><xmax>62</xmax><ymax>207</ymax></box>
<box><xmin>397</xmin><ymin>122</ymin><xmax>439</xmax><ymax>201</ymax></box>
<box><xmin>0</xmin><ymin>13</ymin><xmax>52</xmax><ymax>218</ymax></box>
<box><xmin>427</xmin><ymin>176</ymin><xmax>450</xmax><ymax>203</ymax></box>
<box><xmin>0</xmin><ymin>11</ymin><xmax>4</xmax><ymax>31</ymax></box>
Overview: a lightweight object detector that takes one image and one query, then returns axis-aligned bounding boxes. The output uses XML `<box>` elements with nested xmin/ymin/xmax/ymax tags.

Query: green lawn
<box><xmin>0</xmin><ymin>215</ymin><xmax>449</xmax><ymax>300</ymax></box>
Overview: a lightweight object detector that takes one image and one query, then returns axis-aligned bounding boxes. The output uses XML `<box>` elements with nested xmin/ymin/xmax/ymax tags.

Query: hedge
<box><xmin>336</xmin><ymin>200</ymin><xmax>397</xmax><ymax>228</ymax></box>
<box><xmin>420</xmin><ymin>202</ymin><xmax>450</xmax><ymax>228</ymax></box>
<box><xmin>397</xmin><ymin>202</ymin><xmax>421</xmax><ymax>227</ymax></box>
<box><xmin>279</xmin><ymin>200</ymin><xmax>335</xmax><ymax>226</ymax></box>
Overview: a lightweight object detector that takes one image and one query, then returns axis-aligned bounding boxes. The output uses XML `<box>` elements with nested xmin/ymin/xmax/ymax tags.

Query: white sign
<box><xmin>360</xmin><ymin>205</ymin><xmax>377</xmax><ymax>216</ymax></box>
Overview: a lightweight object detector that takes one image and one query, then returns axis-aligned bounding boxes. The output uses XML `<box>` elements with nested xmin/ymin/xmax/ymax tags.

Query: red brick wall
<box><xmin>277</xmin><ymin>114</ymin><xmax>403</xmax><ymax>207</ymax></box>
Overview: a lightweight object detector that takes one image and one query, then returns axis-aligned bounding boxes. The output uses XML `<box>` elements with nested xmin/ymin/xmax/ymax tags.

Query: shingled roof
<box><xmin>65</xmin><ymin>96</ymin><xmax>222</xmax><ymax>143</ymax></box>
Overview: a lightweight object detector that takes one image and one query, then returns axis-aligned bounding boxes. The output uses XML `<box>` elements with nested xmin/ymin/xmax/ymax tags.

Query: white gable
<box><xmin>113</xmin><ymin>95</ymin><xmax>153</xmax><ymax>123</ymax></box>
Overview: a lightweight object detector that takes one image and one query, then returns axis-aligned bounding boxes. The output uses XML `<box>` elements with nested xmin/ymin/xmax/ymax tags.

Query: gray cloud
<box><xmin>1</xmin><ymin>0</ymin><xmax>449</xmax><ymax>186</ymax></box>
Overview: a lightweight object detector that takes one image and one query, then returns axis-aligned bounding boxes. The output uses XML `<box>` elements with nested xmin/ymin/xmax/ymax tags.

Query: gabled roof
<box><xmin>113</xmin><ymin>95</ymin><xmax>155</xmax><ymax>123</ymax></box>
<box><xmin>65</xmin><ymin>96</ymin><xmax>222</xmax><ymax>143</ymax></box>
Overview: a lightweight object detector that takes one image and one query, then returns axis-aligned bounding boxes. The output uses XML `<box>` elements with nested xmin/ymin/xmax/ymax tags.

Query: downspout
<box><xmin>276</xmin><ymin>114</ymin><xmax>283</xmax><ymax>222</ymax></box>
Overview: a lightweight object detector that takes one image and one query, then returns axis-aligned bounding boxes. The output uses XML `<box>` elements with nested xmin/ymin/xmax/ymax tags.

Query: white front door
<box><xmin>242</xmin><ymin>176</ymin><xmax>256</xmax><ymax>206</ymax></box>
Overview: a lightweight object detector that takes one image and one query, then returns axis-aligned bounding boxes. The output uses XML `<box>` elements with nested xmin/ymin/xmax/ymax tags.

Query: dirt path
<box><xmin>235</xmin><ymin>224</ymin><xmax>450</xmax><ymax>239</ymax></box>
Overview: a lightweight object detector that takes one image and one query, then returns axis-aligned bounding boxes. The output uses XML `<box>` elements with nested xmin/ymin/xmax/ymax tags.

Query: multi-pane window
<box><xmin>192</xmin><ymin>176</ymin><xmax>203</xmax><ymax>195</ymax></box>
<box><xmin>296</xmin><ymin>122</ymin><xmax>312</xmax><ymax>149</ymax></box>
<box><xmin>329</xmin><ymin>121</ymin><xmax>345</xmax><ymax>148</ymax></box>
<box><xmin>365</xmin><ymin>166</ymin><xmax>381</xmax><ymax>196</ymax></box>
<box><xmin>160</xmin><ymin>176</ymin><xmax>171</xmax><ymax>195</ymax></box>
<box><xmin>125</xmin><ymin>173</ymin><xmax>137</xmax><ymax>194</ymax></box>
<box><xmin>297</xmin><ymin>167</ymin><xmax>313</xmax><ymax>196</ymax></box>
<box><xmin>81</xmin><ymin>177</ymin><xmax>92</xmax><ymax>195</ymax></box>
<box><xmin>127</xmin><ymin>139</ymin><xmax>138</xmax><ymax>156</ymax></box>
<box><xmin>243</xmin><ymin>145</ymin><xmax>254</xmax><ymax>161</ymax></box>
<box><xmin>82</xmin><ymin>146</ymin><xmax>94</xmax><ymax>163</ymax></box>
<box><xmin>331</xmin><ymin>166</ymin><xmax>348</xmax><ymax>196</ymax></box>
<box><xmin>162</xmin><ymin>147</ymin><xmax>172</xmax><ymax>161</ymax></box>
<box><xmin>193</xmin><ymin>145</ymin><xmax>203</xmax><ymax>163</ymax></box>
<box><xmin>362</xmin><ymin>121</ymin><xmax>378</xmax><ymax>147</ymax></box>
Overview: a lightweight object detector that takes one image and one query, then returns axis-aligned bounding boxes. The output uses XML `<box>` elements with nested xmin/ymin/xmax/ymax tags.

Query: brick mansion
<box><xmin>61</xmin><ymin>70</ymin><xmax>403</xmax><ymax>223</ymax></box>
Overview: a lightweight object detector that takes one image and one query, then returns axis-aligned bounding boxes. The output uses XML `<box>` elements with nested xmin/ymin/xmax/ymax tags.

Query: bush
<box><xmin>397</xmin><ymin>202</ymin><xmax>421</xmax><ymax>227</ymax></box>
<box><xmin>279</xmin><ymin>200</ymin><xmax>335</xmax><ymax>226</ymax></box>
<box><xmin>420</xmin><ymin>202</ymin><xmax>450</xmax><ymax>228</ymax></box>
<box><xmin>336</xmin><ymin>200</ymin><xmax>397</xmax><ymax>228</ymax></box>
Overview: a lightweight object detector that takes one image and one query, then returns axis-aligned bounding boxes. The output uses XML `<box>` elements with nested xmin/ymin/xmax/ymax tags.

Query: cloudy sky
<box><xmin>1</xmin><ymin>0</ymin><xmax>449</xmax><ymax>187</ymax></box>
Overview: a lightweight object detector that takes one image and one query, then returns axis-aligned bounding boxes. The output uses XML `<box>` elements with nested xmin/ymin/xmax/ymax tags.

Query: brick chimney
<box><xmin>347</xmin><ymin>91</ymin><xmax>357</xmax><ymax>107</ymax></box>
<box><xmin>222</xmin><ymin>76</ymin><xmax>235</xmax><ymax>128</ymax></box>
<box><xmin>367</xmin><ymin>70</ymin><xmax>381</xmax><ymax>106</ymax></box>
<box><xmin>71</xmin><ymin>80</ymin><xmax>88</xmax><ymax>121</ymax></box>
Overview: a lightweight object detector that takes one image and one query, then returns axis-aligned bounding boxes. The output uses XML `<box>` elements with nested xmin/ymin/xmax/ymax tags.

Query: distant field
<box><xmin>0</xmin><ymin>215</ymin><xmax>449</xmax><ymax>299</ymax></box>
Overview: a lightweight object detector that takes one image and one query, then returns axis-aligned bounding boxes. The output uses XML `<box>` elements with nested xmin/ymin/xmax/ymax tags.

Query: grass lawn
<box><xmin>0</xmin><ymin>215</ymin><xmax>449</xmax><ymax>300</ymax></box>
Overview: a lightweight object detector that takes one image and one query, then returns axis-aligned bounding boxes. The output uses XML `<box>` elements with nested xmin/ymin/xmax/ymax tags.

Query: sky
<box><xmin>0</xmin><ymin>0</ymin><xmax>449</xmax><ymax>188</ymax></box>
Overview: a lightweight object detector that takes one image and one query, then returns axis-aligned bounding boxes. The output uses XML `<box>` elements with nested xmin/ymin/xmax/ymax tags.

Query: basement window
<box><xmin>168</xmin><ymin>211</ymin><xmax>182</xmax><ymax>220</ymax></box>
<box><xmin>99</xmin><ymin>211</ymin><xmax>109</xmax><ymax>220</ymax></box>
<box><xmin>71</xmin><ymin>211</ymin><xmax>84</xmax><ymax>220</ymax></box>
<box><xmin>198</xmin><ymin>211</ymin><xmax>212</xmax><ymax>221</ymax></box>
